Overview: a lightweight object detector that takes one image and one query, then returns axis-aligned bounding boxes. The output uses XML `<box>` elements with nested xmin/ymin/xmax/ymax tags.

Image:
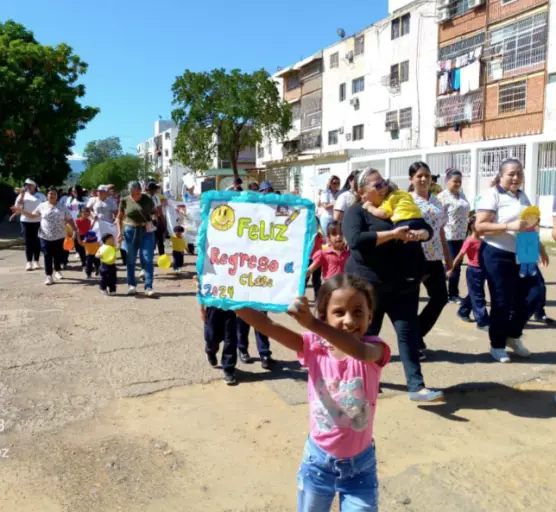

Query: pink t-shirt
<box><xmin>298</xmin><ymin>332</ymin><xmax>391</xmax><ymax>458</ymax></box>
<box><xmin>312</xmin><ymin>247</ymin><xmax>350</xmax><ymax>280</ymax></box>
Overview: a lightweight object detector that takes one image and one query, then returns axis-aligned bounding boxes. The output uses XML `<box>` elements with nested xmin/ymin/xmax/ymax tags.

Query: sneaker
<box><xmin>139</xmin><ymin>270</ymin><xmax>145</xmax><ymax>280</ymax></box>
<box><xmin>25</xmin><ymin>262</ymin><xmax>32</xmax><ymax>271</ymax></box>
<box><xmin>477</xmin><ymin>324</ymin><xmax>490</xmax><ymax>332</ymax></box>
<box><xmin>448</xmin><ymin>296</ymin><xmax>462</xmax><ymax>305</ymax></box>
<box><xmin>100</xmin><ymin>289</ymin><xmax>109</xmax><ymax>296</ymax></box>
<box><xmin>54</xmin><ymin>271</ymin><xmax>64</xmax><ymax>281</ymax></box>
<box><xmin>535</xmin><ymin>315</ymin><xmax>554</xmax><ymax>325</ymax></box>
<box><xmin>490</xmin><ymin>348</ymin><xmax>511</xmax><ymax>363</ymax></box>
<box><xmin>261</xmin><ymin>356</ymin><xmax>275</xmax><ymax>370</ymax></box>
<box><xmin>206</xmin><ymin>352</ymin><xmax>218</xmax><ymax>368</ymax></box>
<box><xmin>457</xmin><ymin>312</ymin><xmax>473</xmax><ymax>323</ymax></box>
<box><xmin>506</xmin><ymin>337</ymin><xmax>530</xmax><ymax>358</ymax></box>
<box><xmin>418</xmin><ymin>349</ymin><xmax>427</xmax><ymax>362</ymax></box>
<box><xmin>62</xmin><ymin>264</ymin><xmax>68</xmax><ymax>270</ymax></box>
<box><xmin>95</xmin><ymin>268</ymin><xmax>100</xmax><ymax>276</ymax></box>
<box><xmin>32</xmin><ymin>261</ymin><xmax>40</xmax><ymax>270</ymax></box>
<box><xmin>127</xmin><ymin>286</ymin><xmax>137</xmax><ymax>296</ymax></box>
<box><xmin>81</xmin><ymin>265</ymin><xmax>86</xmax><ymax>272</ymax></box>
<box><xmin>409</xmin><ymin>389</ymin><xmax>445</xmax><ymax>402</ymax></box>
<box><xmin>108</xmin><ymin>291</ymin><xmax>116</xmax><ymax>296</ymax></box>
<box><xmin>86</xmin><ymin>273</ymin><xmax>92</xmax><ymax>279</ymax></box>
<box><xmin>224</xmin><ymin>370</ymin><xmax>237</xmax><ymax>386</ymax></box>
<box><xmin>145</xmin><ymin>289</ymin><xmax>156</xmax><ymax>298</ymax></box>
<box><xmin>44</xmin><ymin>276</ymin><xmax>54</xmax><ymax>286</ymax></box>
<box><xmin>238</xmin><ymin>350</ymin><xmax>252</xmax><ymax>364</ymax></box>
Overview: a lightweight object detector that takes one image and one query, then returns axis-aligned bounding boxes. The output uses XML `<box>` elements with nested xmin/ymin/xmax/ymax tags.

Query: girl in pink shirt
<box><xmin>237</xmin><ymin>274</ymin><xmax>390</xmax><ymax>512</ymax></box>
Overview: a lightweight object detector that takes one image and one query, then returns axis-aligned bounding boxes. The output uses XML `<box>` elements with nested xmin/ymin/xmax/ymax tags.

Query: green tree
<box><xmin>0</xmin><ymin>20</ymin><xmax>99</xmax><ymax>185</ymax></box>
<box><xmin>171</xmin><ymin>68</ymin><xmax>292</xmax><ymax>179</ymax></box>
<box><xmin>79</xmin><ymin>155</ymin><xmax>143</xmax><ymax>192</ymax></box>
<box><xmin>83</xmin><ymin>136</ymin><xmax>123</xmax><ymax>168</ymax></box>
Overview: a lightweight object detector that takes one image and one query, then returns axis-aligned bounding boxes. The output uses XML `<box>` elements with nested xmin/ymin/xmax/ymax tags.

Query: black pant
<box><xmin>419</xmin><ymin>260</ymin><xmax>448</xmax><ymax>348</ymax></box>
<box><xmin>21</xmin><ymin>222</ymin><xmax>40</xmax><ymax>262</ymax></box>
<box><xmin>394</xmin><ymin>218</ymin><xmax>433</xmax><ymax>278</ymax></box>
<box><xmin>100</xmin><ymin>263</ymin><xmax>117</xmax><ymax>292</ymax></box>
<box><xmin>173</xmin><ymin>251</ymin><xmax>184</xmax><ymax>269</ymax></box>
<box><xmin>204</xmin><ymin>307</ymin><xmax>237</xmax><ymax>371</ymax></box>
<box><xmin>40</xmin><ymin>238</ymin><xmax>64</xmax><ymax>276</ymax></box>
<box><xmin>236</xmin><ymin>315</ymin><xmax>271</xmax><ymax>358</ymax></box>
<box><xmin>458</xmin><ymin>266</ymin><xmax>490</xmax><ymax>327</ymax></box>
<box><xmin>526</xmin><ymin>269</ymin><xmax>547</xmax><ymax>320</ymax></box>
<box><xmin>86</xmin><ymin>255</ymin><xmax>100</xmax><ymax>276</ymax></box>
<box><xmin>480</xmin><ymin>243</ymin><xmax>529</xmax><ymax>349</ymax></box>
<box><xmin>306</xmin><ymin>259</ymin><xmax>322</xmax><ymax>300</ymax></box>
<box><xmin>156</xmin><ymin>227</ymin><xmax>165</xmax><ymax>255</ymax></box>
<box><xmin>187</xmin><ymin>243</ymin><xmax>195</xmax><ymax>255</ymax></box>
<box><xmin>446</xmin><ymin>240</ymin><xmax>464</xmax><ymax>299</ymax></box>
<box><xmin>368</xmin><ymin>282</ymin><xmax>425</xmax><ymax>392</ymax></box>
<box><xmin>75</xmin><ymin>241</ymin><xmax>87</xmax><ymax>266</ymax></box>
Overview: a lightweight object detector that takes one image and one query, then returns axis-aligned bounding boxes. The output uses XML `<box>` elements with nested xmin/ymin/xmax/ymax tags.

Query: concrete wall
<box><xmin>544</xmin><ymin>0</ymin><xmax>556</xmax><ymax>134</ymax></box>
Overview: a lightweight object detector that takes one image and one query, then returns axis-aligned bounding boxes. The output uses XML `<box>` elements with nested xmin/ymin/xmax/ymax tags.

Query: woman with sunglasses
<box><xmin>342</xmin><ymin>168</ymin><xmax>443</xmax><ymax>403</ymax></box>
<box><xmin>318</xmin><ymin>175</ymin><xmax>341</xmax><ymax>235</ymax></box>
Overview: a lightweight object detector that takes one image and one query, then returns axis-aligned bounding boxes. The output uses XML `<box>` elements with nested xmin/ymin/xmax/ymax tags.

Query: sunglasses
<box><xmin>373</xmin><ymin>180</ymin><xmax>389</xmax><ymax>191</ymax></box>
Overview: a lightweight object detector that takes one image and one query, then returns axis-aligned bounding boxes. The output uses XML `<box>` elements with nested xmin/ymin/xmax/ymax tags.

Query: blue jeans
<box><xmin>124</xmin><ymin>225</ymin><xmax>155</xmax><ymax>289</ymax></box>
<box><xmin>297</xmin><ymin>437</ymin><xmax>378</xmax><ymax>512</ymax></box>
<box><xmin>458</xmin><ymin>266</ymin><xmax>490</xmax><ymax>327</ymax></box>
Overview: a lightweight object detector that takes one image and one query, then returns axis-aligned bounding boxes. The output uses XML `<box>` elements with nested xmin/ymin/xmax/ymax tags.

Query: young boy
<box><xmin>82</xmin><ymin>230</ymin><xmax>101</xmax><ymax>279</ymax></box>
<box><xmin>307</xmin><ymin>221</ymin><xmax>350</xmax><ymax>282</ymax></box>
<box><xmin>200</xmin><ymin>303</ymin><xmax>239</xmax><ymax>385</ymax></box>
<box><xmin>75</xmin><ymin>207</ymin><xmax>93</xmax><ymax>271</ymax></box>
<box><xmin>171</xmin><ymin>225</ymin><xmax>186</xmax><ymax>273</ymax></box>
<box><xmin>96</xmin><ymin>233</ymin><xmax>118</xmax><ymax>296</ymax></box>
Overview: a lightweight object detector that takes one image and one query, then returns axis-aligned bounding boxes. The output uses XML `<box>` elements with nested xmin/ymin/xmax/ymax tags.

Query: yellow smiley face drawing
<box><xmin>210</xmin><ymin>205</ymin><xmax>235</xmax><ymax>231</ymax></box>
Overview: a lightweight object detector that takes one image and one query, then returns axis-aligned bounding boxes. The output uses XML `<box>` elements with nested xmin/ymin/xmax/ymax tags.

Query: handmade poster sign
<box><xmin>516</xmin><ymin>205</ymin><xmax>541</xmax><ymax>278</ymax></box>
<box><xmin>196</xmin><ymin>191</ymin><xmax>316</xmax><ymax>312</ymax></box>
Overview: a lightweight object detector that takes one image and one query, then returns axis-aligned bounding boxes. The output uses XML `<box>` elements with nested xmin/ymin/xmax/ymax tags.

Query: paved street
<box><xmin>1</xmin><ymin>246</ymin><xmax>556</xmax><ymax>511</ymax></box>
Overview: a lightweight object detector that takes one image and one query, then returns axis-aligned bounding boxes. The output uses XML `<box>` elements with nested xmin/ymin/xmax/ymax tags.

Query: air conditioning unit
<box><xmin>345</xmin><ymin>133</ymin><xmax>352</xmax><ymax>141</ymax></box>
<box><xmin>338</xmin><ymin>127</ymin><xmax>344</xmax><ymax>134</ymax></box>
<box><xmin>468</xmin><ymin>0</ymin><xmax>483</xmax><ymax>6</ymax></box>
<box><xmin>345</xmin><ymin>51</ymin><xmax>354</xmax><ymax>62</ymax></box>
<box><xmin>437</xmin><ymin>0</ymin><xmax>452</xmax><ymax>6</ymax></box>
<box><xmin>385</xmin><ymin>121</ymin><xmax>399</xmax><ymax>131</ymax></box>
<box><xmin>349</xmin><ymin>97</ymin><xmax>360</xmax><ymax>107</ymax></box>
<box><xmin>438</xmin><ymin>7</ymin><xmax>451</xmax><ymax>22</ymax></box>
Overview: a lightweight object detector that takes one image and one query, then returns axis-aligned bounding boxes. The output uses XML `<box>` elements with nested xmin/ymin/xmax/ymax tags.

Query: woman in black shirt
<box><xmin>342</xmin><ymin>168</ymin><xmax>444</xmax><ymax>402</ymax></box>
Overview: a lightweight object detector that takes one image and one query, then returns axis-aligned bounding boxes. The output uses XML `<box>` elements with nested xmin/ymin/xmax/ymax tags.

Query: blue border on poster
<box><xmin>196</xmin><ymin>190</ymin><xmax>316</xmax><ymax>312</ymax></box>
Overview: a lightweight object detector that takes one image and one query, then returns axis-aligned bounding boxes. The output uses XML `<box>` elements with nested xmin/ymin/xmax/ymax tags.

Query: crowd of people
<box><xmin>9</xmin><ymin>160</ymin><xmax>556</xmax><ymax>512</ymax></box>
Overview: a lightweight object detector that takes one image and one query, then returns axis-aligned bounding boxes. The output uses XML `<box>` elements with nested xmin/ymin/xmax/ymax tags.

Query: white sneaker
<box><xmin>32</xmin><ymin>261</ymin><xmax>40</xmax><ymax>270</ymax></box>
<box><xmin>409</xmin><ymin>388</ymin><xmax>445</xmax><ymax>402</ymax></box>
<box><xmin>127</xmin><ymin>286</ymin><xmax>137</xmax><ymax>295</ymax></box>
<box><xmin>490</xmin><ymin>348</ymin><xmax>511</xmax><ymax>363</ymax></box>
<box><xmin>100</xmin><ymin>289</ymin><xmax>109</xmax><ymax>296</ymax></box>
<box><xmin>139</xmin><ymin>270</ymin><xmax>145</xmax><ymax>280</ymax></box>
<box><xmin>506</xmin><ymin>337</ymin><xmax>531</xmax><ymax>358</ymax></box>
<box><xmin>54</xmin><ymin>271</ymin><xmax>64</xmax><ymax>281</ymax></box>
<box><xmin>145</xmin><ymin>289</ymin><xmax>156</xmax><ymax>298</ymax></box>
<box><xmin>44</xmin><ymin>276</ymin><xmax>54</xmax><ymax>286</ymax></box>
<box><xmin>25</xmin><ymin>262</ymin><xmax>32</xmax><ymax>271</ymax></box>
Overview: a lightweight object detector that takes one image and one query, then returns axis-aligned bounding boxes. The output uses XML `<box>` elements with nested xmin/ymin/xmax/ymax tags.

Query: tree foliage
<box><xmin>79</xmin><ymin>155</ymin><xmax>143</xmax><ymax>192</ymax></box>
<box><xmin>0</xmin><ymin>20</ymin><xmax>98</xmax><ymax>185</ymax></box>
<box><xmin>171</xmin><ymin>68</ymin><xmax>292</xmax><ymax>178</ymax></box>
<box><xmin>83</xmin><ymin>136</ymin><xmax>123</xmax><ymax>168</ymax></box>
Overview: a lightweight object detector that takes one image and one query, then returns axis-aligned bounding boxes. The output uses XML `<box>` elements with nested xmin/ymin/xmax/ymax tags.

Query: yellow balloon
<box><xmin>99</xmin><ymin>245</ymin><xmax>116</xmax><ymax>265</ymax></box>
<box><xmin>158</xmin><ymin>254</ymin><xmax>172</xmax><ymax>269</ymax></box>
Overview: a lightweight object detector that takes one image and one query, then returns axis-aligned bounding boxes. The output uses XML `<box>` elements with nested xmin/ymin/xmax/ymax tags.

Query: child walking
<box><xmin>307</xmin><ymin>221</ymin><xmax>350</xmax><ymax>283</ymax></box>
<box><xmin>306</xmin><ymin>216</ymin><xmax>324</xmax><ymax>300</ymax></box>
<box><xmin>82</xmin><ymin>231</ymin><xmax>100</xmax><ymax>279</ymax></box>
<box><xmin>447</xmin><ymin>216</ymin><xmax>490</xmax><ymax>330</ymax></box>
<box><xmin>97</xmin><ymin>233</ymin><xmax>118</xmax><ymax>296</ymax></box>
<box><xmin>237</xmin><ymin>274</ymin><xmax>390</xmax><ymax>511</ymax></box>
<box><xmin>75</xmin><ymin>207</ymin><xmax>93</xmax><ymax>271</ymax></box>
<box><xmin>171</xmin><ymin>225</ymin><xmax>186</xmax><ymax>273</ymax></box>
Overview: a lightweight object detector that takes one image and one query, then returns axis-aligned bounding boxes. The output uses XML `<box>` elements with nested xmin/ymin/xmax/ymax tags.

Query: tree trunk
<box><xmin>231</xmin><ymin>151</ymin><xmax>239</xmax><ymax>181</ymax></box>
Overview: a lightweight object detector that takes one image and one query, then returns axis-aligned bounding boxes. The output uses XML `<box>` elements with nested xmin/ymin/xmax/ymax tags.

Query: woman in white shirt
<box><xmin>318</xmin><ymin>175</ymin><xmax>341</xmax><ymax>236</ymax></box>
<box><xmin>476</xmin><ymin>158</ymin><xmax>548</xmax><ymax>363</ymax></box>
<box><xmin>13</xmin><ymin>179</ymin><xmax>46</xmax><ymax>270</ymax></box>
<box><xmin>11</xmin><ymin>188</ymin><xmax>80</xmax><ymax>285</ymax></box>
<box><xmin>437</xmin><ymin>169</ymin><xmax>470</xmax><ymax>303</ymax></box>
<box><xmin>334</xmin><ymin>171</ymin><xmax>360</xmax><ymax>223</ymax></box>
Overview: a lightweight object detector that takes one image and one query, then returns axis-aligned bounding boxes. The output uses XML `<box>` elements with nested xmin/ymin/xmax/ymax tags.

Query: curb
<box><xmin>0</xmin><ymin>237</ymin><xmax>24</xmax><ymax>250</ymax></box>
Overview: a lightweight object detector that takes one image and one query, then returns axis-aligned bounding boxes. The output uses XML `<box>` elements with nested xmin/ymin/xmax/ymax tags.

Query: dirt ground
<box><xmin>1</xmin><ymin>247</ymin><xmax>556</xmax><ymax>511</ymax></box>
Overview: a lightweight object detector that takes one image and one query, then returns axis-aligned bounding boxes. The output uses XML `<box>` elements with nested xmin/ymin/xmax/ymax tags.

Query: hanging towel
<box><xmin>467</xmin><ymin>60</ymin><xmax>480</xmax><ymax>91</ymax></box>
<box><xmin>439</xmin><ymin>73</ymin><xmax>449</xmax><ymax>94</ymax></box>
<box><xmin>460</xmin><ymin>66</ymin><xmax>469</xmax><ymax>95</ymax></box>
<box><xmin>454</xmin><ymin>68</ymin><xmax>461</xmax><ymax>91</ymax></box>
<box><xmin>474</xmin><ymin>46</ymin><xmax>483</xmax><ymax>59</ymax></box>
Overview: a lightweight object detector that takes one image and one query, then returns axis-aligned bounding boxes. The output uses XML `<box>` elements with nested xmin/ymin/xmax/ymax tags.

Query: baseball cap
<box><xmin>97</xmin><ymin>185</ymin><xmax>109</xmax><ymax>192</ymax></box>
<box><xmin>24</xmin><ymin>179</ymin><xmax>37</xmax><ymax>186</ymax></box>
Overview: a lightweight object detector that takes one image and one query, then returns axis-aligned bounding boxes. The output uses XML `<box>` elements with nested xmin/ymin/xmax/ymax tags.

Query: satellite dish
<box><xmin>337</xmin><ymin>28</ymin><xmax>346</xmax><ymax>39</ymax></box>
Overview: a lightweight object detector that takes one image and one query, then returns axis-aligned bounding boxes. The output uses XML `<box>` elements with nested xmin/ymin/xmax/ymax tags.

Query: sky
<box><xmin>2</xmin><ymin>0</ymin><xmax>388</xmax><ymax>159</ymax></box>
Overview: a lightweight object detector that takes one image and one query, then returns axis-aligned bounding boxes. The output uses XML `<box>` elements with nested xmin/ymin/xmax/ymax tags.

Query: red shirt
<box><xmin>312</xmin><ymin>247</ymin><xmax>350</xmax><ymax>280</ymax></box>
<box><xmin>75</xmin><ymin>218</ymin><xmax>92</xmax><ymax>237</ymax></box>
<box><xmin>311</xmin><ymin>233</ymin><xmax>324</xmax><ymax>259</ymax></box>
<box><xmin>459</xmin><ymin>236</ymin><xmax>482</xmax><ymax>268</ymax></box>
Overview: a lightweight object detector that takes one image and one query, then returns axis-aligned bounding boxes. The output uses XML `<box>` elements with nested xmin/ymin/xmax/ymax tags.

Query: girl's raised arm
<box><xmin>236</xmin><ymin>308</ymin><xmax>303</xmax><ymax>353</ymax></box>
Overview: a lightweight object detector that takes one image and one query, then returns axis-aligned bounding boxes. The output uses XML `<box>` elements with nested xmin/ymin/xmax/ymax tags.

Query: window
<box><xmin>352</xmin><ymin>76</ymin><xmax>365</xmax><ymax>94</ymax></box>
<box><xmin>339</xmin><ymin>82</ymin><xmax>346</xmax><ymax>102</ymax></box>
<box><xmin>286</xmin><ymin>74</ymin><xmax>300</xmax><ymax>91</ymax></box>
<box><xmin>400</xmin><ymin>61</ymin><xmax>409</xmax><ymax>82</ymax></box>
<box><xmin>390</xmin><ymin>64</ymin><xmax>400</xmax><ymax>85</ymax></box>
<box><xmin>439</xmin><ymin>32</ymin><xmax>486</xmax><ymax>61</ymax></box>
<box><xmin>498</xmin><ymin>80</ymin><xmax>526</xmax><ymax>114</ymax></box>
<box><xmin>385</xmin><ymin>111</ymin><xmax>398</xmax><ymax>125</ymax></box>
<box><xmin>436</xmin><ymin>90</ymin><xmax>484</xmax><ymax>127</ymax></box>
<box><xmin>352</xmin><ymin>124</ymin><xmax>364</xmax><ymax>141</ymax></box>
<box><xmin>164</xmin><ymin>149</ymin><xmax>169</xmax><ymax>157</ymax></box>
<box><xmin>354</xmin><ymin>35</ymin><xmax>365</xmax><ymax>56</ymax></box>
<box><xmin>330</xmin><ymin>52</ymin><xmax>339</xmax><ymax>69</ymax></box>
<box><xmin>399</xmin><ymin>108</ymin><xmax>412</xmax><ymax>129</ymax></box>
<box><xmin>257</xmin><ymin>146</ymin><xmax>264</xmax><ymax>159</ymax></box>
<box><xmin>291</xmin><ymin>101</ymin><xmax>301</xmax><ymax>120</ymax></box>
<box><xmin>301</xmin><ymin>90</ymin><xmax>322</xmax><ymax>131</ymax></box>
<box><xmin>300</xmin><ymin>131</ymin><xmax>321</xmax><ymax>151</ymax></box>
<box><xmin>391</xmin><ymin>13</ymin><xmax>410</xmax><ymax>39</ymax></box>
<box><xmin>300</xmin><ymin>60</ymin><xmax>322</xmax><ymax>81</ymax></box>
<box><xmin>501</xmin><ymin>0</ymin><xmax>517</xmax><ymax>4</ymax></box>
<box><xmin>391</xmin><ymin>18</ymin><xmax>400</xmax><ymax>40</ymax></box>
<box><xmin>548</xmin><ymin>73</ymin><xmax>556</xmax><ymax>84</ymax></box>
<box><xmin>164</xmin><ymin>132</ymin><xmax>171</xmax><ymax>140</ymax></box>
<box><xmin>328</xmin><ymin>130</ymin><xmax>339</xmax><ymax>145</ymax></box>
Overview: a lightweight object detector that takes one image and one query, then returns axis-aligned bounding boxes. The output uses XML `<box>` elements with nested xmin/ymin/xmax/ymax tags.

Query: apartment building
<box><xmin>256</xmin><ymin>0</ymin><xmax>438</xmax><ymax>199</ymax></box>
<box><xmin>435</xmin><ymin>0</ymin><xmax>551</xmax><ymax>145</ymax></box>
